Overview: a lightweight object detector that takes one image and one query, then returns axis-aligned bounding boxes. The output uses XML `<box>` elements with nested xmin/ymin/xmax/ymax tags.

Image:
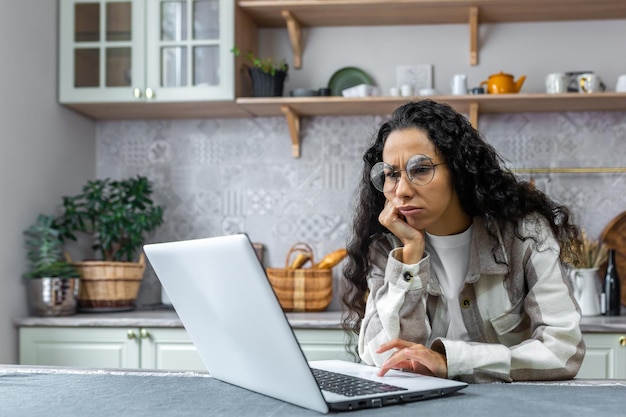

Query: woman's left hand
<box><xmin>375</xmin><ymin>338</ymin><xmax>448</xmax><ymax>378</ymax></box>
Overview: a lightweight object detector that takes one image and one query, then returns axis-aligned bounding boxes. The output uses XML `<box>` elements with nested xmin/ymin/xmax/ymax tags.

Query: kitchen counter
<box><xmin>13</xmin><ymin>308</ymin><xmax>344</xmax><ymax>329</ymax></box>
<box><xmin>1</xmin><ymin>364</ymin><xmax>625</xmax><ymax>417</ymax></box>
<box><xmin>13</xmin><ymin>309</ymin><xmax>626</xmax><ymax>333</ymax></box>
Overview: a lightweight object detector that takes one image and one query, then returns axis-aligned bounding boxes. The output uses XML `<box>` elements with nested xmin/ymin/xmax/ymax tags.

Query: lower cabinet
<box><xmin>21</xmin><ymin>327</ymin><xmax>623</xmax><ymax>378</ymax></box>
<box><xmin>19</xmin><ymin>327</ymin><xmax>355</xmax><ymax>371</ymax></box>
<box><xmin>19</xmin><ymin>327</ymin><xmax>206</xmax><ymax>371</ymax></box>
<box><xmin>577</xmin><ymin>333</ymin><xmax>626</xmax><ymax>379</ymax></box>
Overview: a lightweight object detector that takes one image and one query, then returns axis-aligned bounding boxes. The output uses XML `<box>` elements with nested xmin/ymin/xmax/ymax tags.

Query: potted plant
<box><xmin>23</xmin><ymin>214</ymin><xmax>80</xmax><ymax>316</ymax></box>
<box><xmin>231</xmin><ymin>47</ymin><xmax>288</xmax><ymax>97</ymax></box>
<box><xmin>56</xmin><ymin>176</ymin><xmax>164</xmax><ymax>312</ymax></box>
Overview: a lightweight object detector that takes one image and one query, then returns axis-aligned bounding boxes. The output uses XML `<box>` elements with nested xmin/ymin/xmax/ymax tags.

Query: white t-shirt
<box><xmin>425</xmin><ymin>225</ymin><xmax>473</xmax><ymax>340</ymax></box>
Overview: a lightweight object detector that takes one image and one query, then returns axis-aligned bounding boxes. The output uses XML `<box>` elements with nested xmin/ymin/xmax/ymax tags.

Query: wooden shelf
<box><xmin>237</xmin><ymin>93</ymin><xmax>626</xmax><ymax>157</ymax></box>
<box><xmin>238</xmin><ymin>0</ymin><xmax>626</xmax><ymax>27</ymax></box>
<box><xmin>237</xmin><ymin>93</ymin><xmax>626</xmax><ymax>116</ymax></box>
<box><xmin>237</xmin><ymin>0</ymin><xmax>626</xmax><ymax>67</ymax></box>
<box><xmin>64</xmin><ymin>101</ymin><xmax>252</xmax><ymax>120</ymax></box>
<box><xmin>65</xmin><ymin>93</ymin><xmax>626</xmax><ymax>157</ymax></box>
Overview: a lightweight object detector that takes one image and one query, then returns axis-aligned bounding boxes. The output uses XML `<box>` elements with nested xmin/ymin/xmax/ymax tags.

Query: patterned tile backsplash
<box><xmin>97</xmin><ymin>111</ymin><xmax>626</xmax><ymax>309</ymax></box>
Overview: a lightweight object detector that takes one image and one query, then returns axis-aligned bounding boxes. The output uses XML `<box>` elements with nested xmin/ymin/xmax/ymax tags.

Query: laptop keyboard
<box><xmin>311</xmin><ymin>368</ymin><xmax>408</xmax><ymax>397</ymax></box>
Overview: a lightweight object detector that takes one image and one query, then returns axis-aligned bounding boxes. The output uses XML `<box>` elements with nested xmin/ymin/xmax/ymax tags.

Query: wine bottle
<box><xmin>602</xmin><ymin>249</ymin><xmax>621</xmax><ymax>316</ymax></box>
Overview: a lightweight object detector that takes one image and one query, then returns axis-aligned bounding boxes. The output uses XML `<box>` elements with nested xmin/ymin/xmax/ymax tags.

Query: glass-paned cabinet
<box><xmin>59</xmin><ymin>0</ymin><xmax>234</xmax><ymax>103</ymax></box>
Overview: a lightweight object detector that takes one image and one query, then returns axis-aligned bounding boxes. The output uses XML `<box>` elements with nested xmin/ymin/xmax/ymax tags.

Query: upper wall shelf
<box><xmin>237</xmin><ymin>0</ymin><xmax>626</xmax><ymax>67</ymax></box>
<box><xmin>238</xmin><ymin>0</ymin><xmax>626</xmax><ymax>27</ymax></box>
<box><xmin>65</xmin><ymin>93</ymin><xmax>626</xmax><ymax>158</ymax></box>
<box><xmin>237</xmin><ymin>93</ymin><xmax>626</xmax><ymax>157</ymax></box>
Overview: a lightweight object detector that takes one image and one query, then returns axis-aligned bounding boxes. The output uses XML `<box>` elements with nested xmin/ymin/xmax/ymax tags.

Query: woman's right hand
<box><xmin>378</xmin><ymin>200</ymin><xmax>425</xmax><ymax>264</ymax></box>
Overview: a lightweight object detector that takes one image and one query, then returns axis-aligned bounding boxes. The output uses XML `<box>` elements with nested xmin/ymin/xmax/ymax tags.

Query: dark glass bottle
<box><xmin>602</xmin><ymin>249</ymin><xmax>621</xmax><ymax>316</ymax></box>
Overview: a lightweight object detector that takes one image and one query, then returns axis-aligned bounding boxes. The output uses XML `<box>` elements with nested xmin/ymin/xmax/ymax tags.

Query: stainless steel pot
<box><xmin>28</xmin><ymin>278</ymin><xmax>79</xmax><ymax>316</ymax></box>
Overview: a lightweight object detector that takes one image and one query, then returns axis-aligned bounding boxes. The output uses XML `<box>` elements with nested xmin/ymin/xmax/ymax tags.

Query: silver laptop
<box><xmin>143</xmin><ymin>234</ymin><xmax>467</xmax><ymax>413</ymax></box>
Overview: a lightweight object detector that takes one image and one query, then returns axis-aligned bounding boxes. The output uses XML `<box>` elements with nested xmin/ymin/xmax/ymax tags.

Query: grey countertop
<box><xmin>1</xmin><ymin>365</ymin><xmax>625</xmax><ymax>417</ymax></box>
<box><xmin>13</xmin><ymin>308</ymin><xmax>626</xmax><ymax>332</ymax></box>
<box><xmin>13</xmin><ymin>308</ymin><xmax>345</xmax><ymax>329</ymax></box>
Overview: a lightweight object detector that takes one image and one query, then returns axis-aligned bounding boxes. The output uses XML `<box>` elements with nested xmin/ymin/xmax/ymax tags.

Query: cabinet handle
<box><xmin>133</xmin><ymin>87</ymin><xmax>142</xmax><ymax>99</ymax></box>
<box><xmin>140</xmin><ymin>329</ymin><xmax>150</xmax><ymax>339</ymax></box>
<box><xmin>620</xmin><ymin>336</ymin><xmax>626</xmax><ymax>347</ymax></box>
<box><xmin>127</xmin><ymin>330</ymin><xmax>137</xmax><ymax>340</ymax></box>
<box><xmin>145</xmin><ymin>88</ymin><xmax>155</xmax><ymax>99</ymax></box>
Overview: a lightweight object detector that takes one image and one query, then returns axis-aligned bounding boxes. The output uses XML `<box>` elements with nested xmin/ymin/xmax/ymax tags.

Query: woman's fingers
<box><xmin>376</xmin><ymin>338</ymin><xmax>414</xmax><ymax>354</ymax></box>
<box><xmin>376</xmin><ymin>344</ymin><xmax>447</xmax><ymax>378</ymax></box>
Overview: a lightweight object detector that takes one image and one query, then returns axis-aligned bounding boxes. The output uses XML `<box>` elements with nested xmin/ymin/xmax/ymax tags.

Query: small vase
<box><xmin>28</xmin><ymin>277</ymin><xmax>79</xmax><ymax>316</ymax></box>
<box><xmin>248</xmin><ymin>68</ymin><xmax>288</xmax><ymax>97</ymax></box>
<box><xmin>570</xmin><ymin>267</ymin><xmax>602</xmax><ymax>316</ymax></box>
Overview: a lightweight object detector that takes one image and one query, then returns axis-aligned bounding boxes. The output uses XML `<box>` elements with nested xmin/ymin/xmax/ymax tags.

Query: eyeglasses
<box><xmin>370</xmin><ymin>154</ymin><xmax>446</xmax><ymax>193</ymax></box>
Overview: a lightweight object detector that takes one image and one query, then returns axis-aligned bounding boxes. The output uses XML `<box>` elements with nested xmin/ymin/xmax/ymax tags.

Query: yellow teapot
<box><xmin>480</xmin><ymin>71</ymin><xmax>526</xmax><ymax>94</ymax></box>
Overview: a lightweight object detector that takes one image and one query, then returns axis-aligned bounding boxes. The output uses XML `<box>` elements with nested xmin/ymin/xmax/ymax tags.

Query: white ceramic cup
<box><xmin>450</xmin><ymin>74</ymin><xmax>468</xmax><ymax>95</ymax></box>
<box><xmin>545</xmin><ymin>73</ymin><xmax>568</xmax><ymax>94</ymax></box>
<box><xmin>389</xmin><ymin>86</ymin><xmax>400</xmax><ymax>97</ymax></box>
<box><xmin>615</xmin><ymin>75</ymin><xmax>626</xmax><ymax>92</ymax></box>
<box><xmin>577</xmin><ymin>73</ymin><xmax>603</xmax><ymax>93</ymax></box>
<box><xmin>400</xmin><ymin>84</ymin><xmax>413</xmax><ymax>97</ymax></box>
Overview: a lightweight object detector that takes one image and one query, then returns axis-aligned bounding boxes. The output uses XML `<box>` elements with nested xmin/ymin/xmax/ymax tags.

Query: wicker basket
<box><xmin>71</xmin><ymin>254</ymin><xmax>146</xmax><ymax>312</ymax></box>
<box><xmin>266</xmin><ymin>243</ymin><xmax>332</xmax><ymax>312</ymax></box>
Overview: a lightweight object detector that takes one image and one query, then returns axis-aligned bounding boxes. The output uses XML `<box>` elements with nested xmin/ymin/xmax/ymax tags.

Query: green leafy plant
<box><xmin>231</xmin><ymin>47</ymin><xmax>288</xmax><ymax>76</ymax></box>
<box><xmin>56</xmin><ymin>176</ymin><xmax>164</xmax><ymax>262</ymax></box>
<box><xmin>23</xmin><ymin>214</ymin><xmax>78</xmax><ymax>279</ymax></box>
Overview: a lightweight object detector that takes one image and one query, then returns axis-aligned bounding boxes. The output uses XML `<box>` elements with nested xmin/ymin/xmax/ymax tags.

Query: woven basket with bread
<box><xmin>266</xmin><ymin>243</ymin><xmax>347</xmax><ymax>312</ymax></box>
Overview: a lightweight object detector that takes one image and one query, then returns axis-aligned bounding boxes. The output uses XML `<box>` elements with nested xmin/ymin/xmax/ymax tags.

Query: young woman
<box><xmin>342</xmin><ymin>100</ymin><xmax>585</xmax><ymax>383</ymax></box>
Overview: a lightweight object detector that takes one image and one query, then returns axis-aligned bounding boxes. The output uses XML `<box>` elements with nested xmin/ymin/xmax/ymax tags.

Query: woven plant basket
<box><xmin>266</xmin><ymin>243</ymin><xmax>332</xmax><ymax>312</ymax></box>
<box><xmin>71</xmin><ymin>253</ymin><xmax>146</xmax><ymax>312</ymax></box>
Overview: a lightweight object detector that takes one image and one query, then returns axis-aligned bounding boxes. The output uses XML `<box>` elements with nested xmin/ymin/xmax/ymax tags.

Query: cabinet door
<box><xmin>140</xmin><ymin>328</ymin><xmax>206</xmax><ymax>371</ymax></box>
<box><xmin>293</xmin><ymin>329</ymin><xmax>357</xmax><ymax>362</ymax></box>
<box><xmin>578</xmin><ymin>333</ymin><xmax>626</xmax><ymax>379</ymax></box>
<box><xmin>19</xmin><ymin>327</ymin><xmax>140</xmax><ymax>369</ymax></box>
<box><xmin>144</xmin><ymin>0</ymin><xmax>234</xmax><ymax>101</ymax></box>
<box><xmin>59</xmin><ymin>0</ymin><xmax>146</xmax><ymax>103</ymax></box>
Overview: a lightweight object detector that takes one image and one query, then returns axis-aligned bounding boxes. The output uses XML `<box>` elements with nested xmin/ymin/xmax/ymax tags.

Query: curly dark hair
<box><xmin>341</xmin><ymin>99</ymin><xmax>582</xmax><ymax>349</ymax></box>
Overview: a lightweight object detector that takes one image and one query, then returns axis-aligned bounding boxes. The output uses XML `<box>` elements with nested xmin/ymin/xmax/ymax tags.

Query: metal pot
<box><xmin>28</xmin><ymin>278</ymin><xmax>79</xmax><ymax>316</ymax></box>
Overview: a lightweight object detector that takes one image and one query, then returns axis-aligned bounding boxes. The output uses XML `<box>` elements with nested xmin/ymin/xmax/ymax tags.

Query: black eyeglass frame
<box><xmin>370</xmin><ymin>154</ymin><xmax>446</xmax><ymax>193</ymax></box>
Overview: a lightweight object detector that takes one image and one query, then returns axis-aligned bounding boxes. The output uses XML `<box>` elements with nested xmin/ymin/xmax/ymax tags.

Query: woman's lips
<box><xmin>398</xmin><ymin>206</ymin><xmax>423</xmax><ymax>217</ymax></box>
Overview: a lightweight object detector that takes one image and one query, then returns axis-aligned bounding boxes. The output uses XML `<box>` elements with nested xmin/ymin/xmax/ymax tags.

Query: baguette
<box><xmin>314</xmin><ymin>248</ymin><xmax>348</xmax><ymax>269</ymax></box>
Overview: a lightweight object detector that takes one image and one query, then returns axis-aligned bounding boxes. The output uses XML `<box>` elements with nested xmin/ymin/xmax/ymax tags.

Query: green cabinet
<box><xmin>577</xmin><ymin>333</ymin><xmax>626</xmax><ymax>379</ymax></box>
<box><xmin>19</xmin><ymin>326</ymin><xmax>355</xmax><ymax>370</ymax></box>
<box><xmin>59</xmin><ymin>0</ymin><xmax>235</xmax><ymax>104</ymax></box>
<box><xmin>19</xmin><ymin>327</ymin><xmax>206</xmax><ymax>371</ymax></box>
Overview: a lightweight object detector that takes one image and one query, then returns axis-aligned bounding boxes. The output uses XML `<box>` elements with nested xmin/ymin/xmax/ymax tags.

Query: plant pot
<box><xmin>72</xmin><ymin>254</ymin><xmax>146</xmax><ymax>312</ymax></box>
<box><xmin>248</xmin><ymin>68</ymin><xmax>288</xmax><ymax>97</ymax></box>
<box><xmin>27</xmin><ymin>277</ymin><xmax>79</xmax><ymax>316</ymax></box>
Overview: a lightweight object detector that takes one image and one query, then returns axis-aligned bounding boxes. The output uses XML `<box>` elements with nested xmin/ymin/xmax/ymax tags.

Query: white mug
<box><xmin>450</xmin><ymin>74</ymin><xmax>468</xmax><ymax>95</ymax></box>
<box><xmin>577</xmin><ymin>73</ymin><xmax>604</xmax><ymax>93</ymax></box>
<box><xmin>545</xmin><ymin>73</ymin><xmax>567</xmax><ymax>94</ymax></box>
<box><xmin>615</xmin><ymin>75</ymin><xmax>626</xmax><ymax>92</ymax></box>
<box><xmin>400</xmin><ymin>84</ymin><xmax>413</xmax><ymax>97</ymax></box>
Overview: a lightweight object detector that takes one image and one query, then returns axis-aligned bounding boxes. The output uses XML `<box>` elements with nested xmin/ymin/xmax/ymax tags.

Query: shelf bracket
<box><xmin>469</xmin><ymin>102</ymin><xmax>479</xmax><ymax>129</ymax></box>
<box><xmin>469</xmin><ymin>6</ymin><xmax>479</xmax><ymax>66</ymax></box>
<box><xmin>281</xmin><ymin>10</ymin><xmax>302</xmax><ymax>69</ymax></box>
<box><xmin>281</xmin><ymin>105</ymin><xmax>301</xmax><ymax>158</ymax></box>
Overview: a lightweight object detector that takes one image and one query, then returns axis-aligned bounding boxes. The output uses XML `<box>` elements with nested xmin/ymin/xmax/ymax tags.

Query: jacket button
<box><xmin>403</xmin><ymin>271</ymin><xmax>413</xmax><ymax>282</ymax></box>
<box><xmin>462</xmin><ymin>299</ymin><xmax>471</xmax><ymax>308</ymax></box>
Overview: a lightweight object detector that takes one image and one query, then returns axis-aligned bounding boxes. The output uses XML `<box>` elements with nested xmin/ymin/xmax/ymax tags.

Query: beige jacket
<box><xmin>358</xmin><ymin>215</ymin><xmax>585</xmax><ymax>383</ymax></box>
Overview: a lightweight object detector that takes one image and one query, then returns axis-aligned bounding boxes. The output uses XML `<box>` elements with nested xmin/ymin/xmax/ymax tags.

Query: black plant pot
<box><xmin>248</xmin><ymin>68</ymin><xmax>288</xmax><ymax>97</ymax></box>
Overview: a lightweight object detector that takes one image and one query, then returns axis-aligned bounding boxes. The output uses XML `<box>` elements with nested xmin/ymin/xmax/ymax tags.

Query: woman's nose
<box><xmin>394</xmin><ymin>172</ymin><xmax>414</xmax><ymax>196</ymax></box>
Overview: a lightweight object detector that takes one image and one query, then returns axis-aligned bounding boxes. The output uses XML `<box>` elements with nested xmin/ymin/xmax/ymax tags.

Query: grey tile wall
<box><xmin>97</xmin><ymin>111</ymin><xmax>626</xmax><ymax>309</ymax></box>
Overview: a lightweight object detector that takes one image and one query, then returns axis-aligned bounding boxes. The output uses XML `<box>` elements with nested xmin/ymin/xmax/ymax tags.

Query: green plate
<box><xmin>328</xmin><ymin>67</ymin><xmax>374</xmax><ymax>96</ymax></box>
